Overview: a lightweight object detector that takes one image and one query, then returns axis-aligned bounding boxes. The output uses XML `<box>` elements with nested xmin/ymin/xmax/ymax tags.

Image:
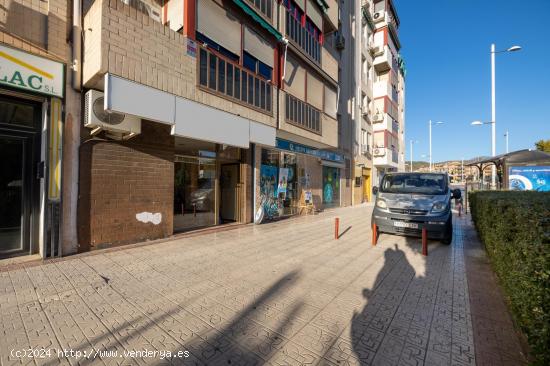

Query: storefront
<box><xmin>174</xmin><ymin>137</ymin><xmax>245</xmax><ymax>232</ymax></box>
<box><xmin>257</xmin><ymin>138</ymin><xmax>344</xmax><ymax>215</ymax></box>
<box><xmin>0</xmin><ymin>44</ymin><xmax>65</xmax><ymax>259</ymax></box>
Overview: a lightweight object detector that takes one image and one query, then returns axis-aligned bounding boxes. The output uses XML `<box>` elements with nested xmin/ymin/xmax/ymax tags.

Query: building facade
<box><xmin>0</xmin><ymin>0</ymin><xmax>80</xmax><ymax>259</ymax></box>
<box><xmin>339</xmin><ymin>0</ymin><xmax>406</xmax><ymax>206</ymax></box>
<box><xmin>0</xmin><ymin>0</ymin><xmax>406</xmax><ymax>258</ymax></box>
<box><xmin>76</xmin><ymin>0</ymin><xmax>343</xmax><ymax>251</ymax></box>
<box><xmin>369</xmin><ymin>0</ymin><xmax>406</xmax><ymax>187</ymax></box>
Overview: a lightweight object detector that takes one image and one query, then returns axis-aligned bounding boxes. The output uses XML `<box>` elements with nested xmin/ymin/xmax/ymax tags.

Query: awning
<box><xmin>232</xmin><ymin>0</ymin><xmax>283</xmax><ymax>41</ymax></box>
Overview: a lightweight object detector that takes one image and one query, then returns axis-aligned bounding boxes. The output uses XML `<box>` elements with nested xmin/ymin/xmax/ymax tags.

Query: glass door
<box><xmin>174</xmin><ymin>157</ymin><xmax>216</xmax><ymax>232</ymax></box>
<box><xmin>0</xmin><ymin>136</ymin><xmax>25</xmax><ymax>255</ymax></box>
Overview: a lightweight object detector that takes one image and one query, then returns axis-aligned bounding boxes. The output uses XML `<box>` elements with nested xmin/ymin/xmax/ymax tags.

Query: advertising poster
<box><xmin>278</xmin><ymin>168</ymin><xmax>289</xmax><ymax>196</ymax></box>
<box><xmin>260</xmin><ymin>165</ymin><xmax>278</xmax><ymax>197</ymax></box>
<box><xmin>508</xmin><ymin>166</ymin><xmax>550</xmax><ymax>191</ymax></box>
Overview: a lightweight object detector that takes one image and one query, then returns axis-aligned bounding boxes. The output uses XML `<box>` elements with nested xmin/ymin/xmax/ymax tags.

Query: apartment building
<box><xmin>368</xmin><ymin>0</ymin><xmax>405</xmax><ymax>188</ymax></box>
<box><xmin>0</xmin><ymin>0</ymin><xmax>80</xmax><ymax>259</ymax></box>
<box><xmin>338</xmin><ymin>0</ymin><xmax>406</xmax><ymax>205</ymax></box>
<box><xmin>75</xmin><ymin>0</ymin><xmax>341</xmax><ymax>250</ymax></box>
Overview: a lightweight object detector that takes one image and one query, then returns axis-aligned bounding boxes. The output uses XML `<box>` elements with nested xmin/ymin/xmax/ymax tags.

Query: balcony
<box><xmin>279</xmin><ymin>92</ymin><xmax>338</xmax><ymax>148</ymax></box>
<box><xmin>82</xmin><ymin>0</ymin><xmax>276</xmax><ymax>128</ymax></box>
<box><xmin>372</xmin><ymin>113</ymin><xmax>393</xmax><ymax>133</ymax></box>
<box><xmin>372</xmin><ymin>147</ymin><xmax>398</xmax><ymax>168</ymax></box>
<box><xmin>373</xmin><ymin>80</ymin><xmax>391</xmax><ymax>99</ymax></box>
<box><xmin>373</xmin><ymin>45</ymin><xmax>395</xmax><ymax>73</ymax></box>
<box><xmin>361</xmin><ymin>144</ymin><xmax>371</xmax><ymax>157</ymax></box>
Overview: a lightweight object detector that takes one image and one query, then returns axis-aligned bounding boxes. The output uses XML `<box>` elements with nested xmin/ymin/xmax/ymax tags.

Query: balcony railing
<box><xmin>285</xmin><ymin>93</ymin><xmax>321</xmax><ymax>134</ymax></box>
<box><xmin>285</xmin><ymin>9</ymin><xmax>321</xmax><ymax>64</ymax></box>
<box><xmin>198</xmin><ymin>46</ymin><xmax>273</xmax><ymax>114</ymax></box>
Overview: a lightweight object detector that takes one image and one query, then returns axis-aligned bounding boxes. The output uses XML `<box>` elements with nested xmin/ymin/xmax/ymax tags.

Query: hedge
<box><xmin>469</xmin><ymin>191</ymin><xmax>550</xmax><ymax>365</ymax></box>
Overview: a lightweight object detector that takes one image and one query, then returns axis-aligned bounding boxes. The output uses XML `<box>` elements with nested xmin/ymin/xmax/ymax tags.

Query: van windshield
<box><xmin>380</xmin><ymin>173</ymin><xmax>448</xmax><ymax>195</ymax></box>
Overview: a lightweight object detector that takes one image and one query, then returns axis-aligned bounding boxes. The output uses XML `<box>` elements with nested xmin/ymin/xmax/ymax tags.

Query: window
<box><xmin>243</xmin><ymin>51</ymin><xmax>273</xmax><ymax>81</ymax></box>
<box><xmin>285</xmin><ymin>93</ymin><xmax>321</xmax><ymax>133</ymax></box>
<box><xmin>245</xmin><ymin>0</ymin><xmax>273</xmax><ymax>20</ymax></box>
<box><xmin>283</xmin><ymin>0</ymin><xmax>322</xmax><ymax>63</ymax></box>
<box><xmin>196</xmin><ymin>32</ymin><xmax>239</xmax><ymax>62</ymax></box>
<box><xmin>198</xmin><ymin>47</ymin><xmax>273</xmax><ymax>114</ymax></box>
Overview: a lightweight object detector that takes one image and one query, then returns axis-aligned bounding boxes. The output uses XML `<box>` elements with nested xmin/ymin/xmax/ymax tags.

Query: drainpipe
<box><xmin>72</xmin><ymin>0</ymin><xmax>82</xmax><ymax>91</ymax></box>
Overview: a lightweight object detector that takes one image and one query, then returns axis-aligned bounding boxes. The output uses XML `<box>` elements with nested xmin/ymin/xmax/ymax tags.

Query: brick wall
<box><xmin>78</xmin><ymin>121</ymin><xmax>175</xmax><ymax>250</ymax></box>
<box><xmin>0</xmin><ymin>0</ymin><xmax>69</xmax><ymax>59</ymax></box>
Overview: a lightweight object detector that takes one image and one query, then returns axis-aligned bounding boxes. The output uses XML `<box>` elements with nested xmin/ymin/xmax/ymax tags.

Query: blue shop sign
<box><xmin>276</xmin><ymin>139</ymin><xmax>344</xmax><ymax>163</ymax></box>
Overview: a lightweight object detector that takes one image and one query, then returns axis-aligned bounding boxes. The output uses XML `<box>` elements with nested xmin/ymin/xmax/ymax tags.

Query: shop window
<box><xmin>323</xmin><ymin>166</ymin><xmax>340</xmax><ymax>207</ymax></box>
<box><xmin>260</xmin><ymin>149</ymin><xmax>298</xmax><ymax>215</ymax></box>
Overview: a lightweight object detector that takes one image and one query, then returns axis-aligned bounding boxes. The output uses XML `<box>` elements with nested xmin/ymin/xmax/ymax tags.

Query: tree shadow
<box><xmin>350</xmin><ymin>235</ymin><xmax>457</xmax><ymax>365</ymax></box>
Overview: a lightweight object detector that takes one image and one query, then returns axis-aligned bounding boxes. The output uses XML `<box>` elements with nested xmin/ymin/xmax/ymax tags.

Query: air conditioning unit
<box><xmin>84</xmin><ymin>90</ymin><xmax>141</xmax><ymax>140</ymax></box>
<box><xmin>372</xmin><ymin>113</ymin><xmax>383</xmax><ymax>122</ymax></box>
<box><xmin>122</xmin><ymin>0</ymin><xmax>162</xmax><ymax>23</ymax></box>
<box><xmin>373</xmin><ymin>147</ymin><xmax>385</xmax><ymax>156</ymax></box>
<box><xmin>369</xmin><ymin>45</ymin><xmax>383</xmax><ymax>56</ymax></box>
<box><xmin>335</xmin><ymin>34</ymin><xmax>346</xmax><ymax>50</ymax></box>
<box><xmin>373</xmin><ymin>11</ymin><xmax>385</xmax><ymax>23</ymax></box>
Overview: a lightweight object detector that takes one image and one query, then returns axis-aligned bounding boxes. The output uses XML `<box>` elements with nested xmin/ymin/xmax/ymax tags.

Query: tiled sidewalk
<box><xmin>0</xmin><ymin>205</ymin><xmax>527</xmax><ymax>365</ymax></box>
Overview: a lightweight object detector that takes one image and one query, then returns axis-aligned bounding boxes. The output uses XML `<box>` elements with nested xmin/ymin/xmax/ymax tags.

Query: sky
<box><xmin>395</xmin><ymin>0</ymin><xmax>550</xmax><ymax>162</ymax></box>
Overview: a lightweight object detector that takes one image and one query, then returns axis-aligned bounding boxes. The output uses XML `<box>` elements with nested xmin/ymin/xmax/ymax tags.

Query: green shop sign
<box><xmin>0</xmin><ymin>44</ymin><xmax>64</xmax><ymax>98</ymax></box>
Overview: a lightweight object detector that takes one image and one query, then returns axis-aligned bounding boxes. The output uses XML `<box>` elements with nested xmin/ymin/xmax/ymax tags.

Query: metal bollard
<box><xmin>335</xmin><ymin>218</ymin><xmax>339</xmax><ymax>240</ymax></box>
<box><xmin>372</xmin><ymin>223</ymin><xmax>378</xmax><ymax>246</ymax></box>
<box><xmin>422</xmin><ymin>227</ymin><xmax>428</xmax><ymax>256</ymax></box>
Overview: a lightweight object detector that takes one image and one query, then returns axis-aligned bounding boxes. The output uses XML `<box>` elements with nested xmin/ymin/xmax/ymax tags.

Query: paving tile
<box><xmin>0</xmin><ymin>206</ymin><xmax>529</xmax><ymax>365</ymax></box>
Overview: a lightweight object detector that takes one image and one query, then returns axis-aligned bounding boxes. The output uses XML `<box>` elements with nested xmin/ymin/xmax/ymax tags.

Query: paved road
<box><xmin>0</xmin><ymin>205</ymin><xmax>526</xmax><ymax>365</ymax></box>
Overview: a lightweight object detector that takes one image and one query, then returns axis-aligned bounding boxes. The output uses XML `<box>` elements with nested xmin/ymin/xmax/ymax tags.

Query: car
<box><xmin>370</xmin><ymin>172</ymin><xmax>461</xmax><ymax>245</ymax></box>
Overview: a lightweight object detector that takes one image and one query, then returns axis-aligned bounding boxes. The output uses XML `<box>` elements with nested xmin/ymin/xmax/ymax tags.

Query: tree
<box><xmin>535</xmin><ymin>139</ymin><xmax>550</xmax><ymax>153</ymax></box>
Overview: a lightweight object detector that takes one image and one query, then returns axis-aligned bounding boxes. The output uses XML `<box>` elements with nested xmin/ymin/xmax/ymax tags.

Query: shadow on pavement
<box><xmin>187</xmin><ymin>269</ymin><xmax>303</xmax><ymax>365</ymax></box>
<box><xmin>350</xmin><ymin>234</ymin><xmax>449</xmax><ymax>365</ymax></box>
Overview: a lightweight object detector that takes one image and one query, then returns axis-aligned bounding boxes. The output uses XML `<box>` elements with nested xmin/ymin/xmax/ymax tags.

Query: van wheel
<box><xmin>441</xmin><ymin>217</ymin><xmax>453</xmax><ymax>245</ymax></box>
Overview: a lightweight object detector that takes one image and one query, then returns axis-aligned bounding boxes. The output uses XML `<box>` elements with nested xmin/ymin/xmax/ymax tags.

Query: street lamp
<box><xmin>429</xmin><ymin>120</ymin><xmax>444</xmax><ymax>172</ymax></box>
<box><xmin>409</xmin><ymin>139</ymin><xmax>419</xmax><ymax>172</ymax></box>
<box><xmin>488</xmin><ymin>43</ymin><xmax>521</xmax><ymax>188</ymax></box>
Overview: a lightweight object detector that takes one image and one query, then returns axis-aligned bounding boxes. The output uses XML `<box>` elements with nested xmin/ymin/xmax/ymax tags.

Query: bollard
<box><xmin>422</xmin><ymin>227</ymin><xmax>428</xmax><ymax>256</ymax></box>
<box><xmin>372</xmin><ymin>223</ymin><xmax>378</xmax><ymax>246</ymax></box>
<box><xmin>335</xmin><ymin>218</ymin><xmax>339</xmax><ymax>240</ymax></box>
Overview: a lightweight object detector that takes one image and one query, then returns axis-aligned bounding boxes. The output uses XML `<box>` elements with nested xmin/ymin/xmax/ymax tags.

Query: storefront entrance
<box><xmin>363</xmin><ymin>168</ymin><xmax>372</xmax><ymax>202</ymax></box>
<box><xmin>0</xmin><ymin>96</ymin><xmax>41</xmax><ymax>259</ymax></box>
<box><xmin>173</xmin><ymin>137</ymin><xmax>243</xmax><ymax>232</ymax></box>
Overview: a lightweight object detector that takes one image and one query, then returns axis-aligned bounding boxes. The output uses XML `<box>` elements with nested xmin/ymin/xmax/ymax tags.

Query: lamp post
<box><xmin>461</xmin><ymin>157</ymin><xmax>464</xmax><ymax>184</ymax></box>
<box><xmin>429</xmin><ymin>120</ymin><xmax>444</xmax><ymax>172</ymax></box>
<box><xmin>488</xmin><ymin>44</ymin><xmax>521</xmax><ymax>187</ymax></box>
<box><xmin>409</xmin><ymin>139</ymin><xmax>419</xmax><ymax>172</ymax></box>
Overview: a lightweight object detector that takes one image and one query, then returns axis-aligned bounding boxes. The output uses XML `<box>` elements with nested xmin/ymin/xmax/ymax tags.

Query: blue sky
<box><xmin>395</xmin><ymin>0</ymin><xmax>550</xmax><ymax>162</ymax></box>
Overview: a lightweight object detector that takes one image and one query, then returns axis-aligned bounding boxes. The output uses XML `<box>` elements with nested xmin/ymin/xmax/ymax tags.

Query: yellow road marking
<box><xmin>0</xmin><ymin>50</ymin><xmax>54</xmax><ymax>79</ymax></box>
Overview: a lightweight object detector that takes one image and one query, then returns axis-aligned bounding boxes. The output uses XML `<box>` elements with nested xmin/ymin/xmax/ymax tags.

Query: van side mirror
<box><xmin>452</xmin><ymin>188</ymin><xmax>461</xmax><ymax>199</ymax></box>
<box><xmin>372</xmin><ymin>186</ymin><xmax>379</xmax><ymax>195</ymax></box>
